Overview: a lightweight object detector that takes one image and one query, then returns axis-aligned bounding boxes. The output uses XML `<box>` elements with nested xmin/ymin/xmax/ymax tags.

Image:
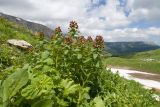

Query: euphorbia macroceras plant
<box><xmin>0</xmin><ymin>21</ymin><xmax>105</xmax><ymax>107</ymax></box>
<box><xmin>0</xmin><ymin>20</ymin><xmax>158</xmax><ymax>107</ymax></box>
<box><xmin>0</xmin><ymin>18</ymin><xmax>158</xmax><ymax>107</ymax></box>
<box><xmin>50</xmin><ymin>21</ymin><xmax>104</xmax><ymax>97</ymax></box>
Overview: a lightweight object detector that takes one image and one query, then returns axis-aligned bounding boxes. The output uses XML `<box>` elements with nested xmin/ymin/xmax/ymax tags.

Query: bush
<box><xmin>0</xmin><ymin>21</ymin><xmax>159</xmax><ymax>107</ymax></box>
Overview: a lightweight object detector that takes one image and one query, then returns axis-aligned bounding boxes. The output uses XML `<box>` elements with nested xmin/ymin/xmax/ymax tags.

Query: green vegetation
<box><xmin>0</xmin><ymin>18</ymin><xmax>38</xmax><ymax>76</ymax></box>
<box><xmin>0</xmin><ymin>18</ymin><xmax>159</xmax><ymax>107</ymax></box>
<box><xmin>0</xmin><ymin>18</ymin><xmax>38</xmax><ymax>44</ymax></box>
<box><xmin>132</xmin><ymin>49</ymin><xmax>160</xmax><ymax>59</ymax></box>
<box><xmin>105</xmin><ymin>49</ymin><xmax>160</xmax><ymax>74</ymax></box>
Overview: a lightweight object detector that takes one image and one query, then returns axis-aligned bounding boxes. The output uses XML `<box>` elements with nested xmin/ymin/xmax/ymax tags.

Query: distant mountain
<box><xmin>104</xmin><ymin>41</ymin><xmax>160</xmax><ymax>56</ymax></box>
<box><xmin>0</xmin><ymin>12</ymin><xmax>53</xmax><ymax>37</ymax></box>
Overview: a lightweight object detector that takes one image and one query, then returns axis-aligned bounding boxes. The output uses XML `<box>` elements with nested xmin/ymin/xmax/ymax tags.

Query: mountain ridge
<box><xmin>0</xmin><ymin>12</ymin><xmax>53</xmax><ymax>37</ymax></box>
<box><xmin>105</xmin><ymin>41</ymin><xmax>160</xmax><ymax>56</ymax></box>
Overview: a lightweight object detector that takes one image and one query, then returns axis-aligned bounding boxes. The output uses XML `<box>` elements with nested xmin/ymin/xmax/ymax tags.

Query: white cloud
<box><xmin>129</xmin><ymin>0</ymin><xmax>160</xmax><ymax>22</ymax></box>
<box><xmin>103</xmin><ymin>27</ymin><xmax>160</xmax><ymax>44</ymax></box>
<box><xmin>0</xmin><ymin>0</ymin><xmax>129</xmax><ymax>31</ymax></box>
<box><xmin>0</xmin><ymin>0</ymin><xmax>160</xmax><ymax>44</ymax></box>
<box><xmin>86</xmin><ymin>0</ymin><xmax>130</xmax><ymax>28</ymax></box>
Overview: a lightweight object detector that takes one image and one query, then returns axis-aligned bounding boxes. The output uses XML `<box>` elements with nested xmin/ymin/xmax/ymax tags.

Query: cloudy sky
<box><xmin>0</xmin><ymin>0</ymin><xmax>160</xmax><ymax>44</ymax></box>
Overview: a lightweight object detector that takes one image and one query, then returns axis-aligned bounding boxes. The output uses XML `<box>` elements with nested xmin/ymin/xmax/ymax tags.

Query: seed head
<box><xmin>87</xmin><ymin>36</ymin><xmax>93</xmax><ymax>42</ymax></box>
<box><xmin>78</xmin><ymin>36</ymin><xmax>86</xmax><ymax>45</ymax></box>
<box><xmin>69</xmin><ymin>21</ymin><xmax>78</xmax><ymax>29</ymax></box>
<box><xmin>64</xmin><ymin>36</ymin><xmax>73</xmax><ymax>45</ymax></box>
<box><xmin>93</xmin><ymin>35</ymin><xmax>104</xmax><ymax>48</ymax></box>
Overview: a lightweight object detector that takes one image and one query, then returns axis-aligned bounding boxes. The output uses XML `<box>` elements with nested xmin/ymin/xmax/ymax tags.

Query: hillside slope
<box><xmin>0</xmin><ymin>12</ymin><xmax>53</xmax><ymax>37</ymax></box>
<box><xmin>0</xmin><ymin>17</ymin><xmax>39</xmax><ymax>72</ymax></box>
<box><xmin>105</xmin><ymin>49</ymin><xmax>160</xmax><ymax>74</ymax></box>
<box><xmin>132</xmin><ymin>49</ymin><xmax>160</xmax><ymax>60</ymax></box>
<box><xmin>0</xmin><ymin>17</ymin><xmax>39</xmax><ymax>44</ymax></box>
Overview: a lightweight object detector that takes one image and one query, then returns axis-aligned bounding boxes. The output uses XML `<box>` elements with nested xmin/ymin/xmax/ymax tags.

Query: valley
<box><xmin>109</xmin><ymin>68</ymin><xmax>160</xmax><ymax>91</ymax></box>
<box><xmin>0</xmin><ymin>15</ymin><xmax>160</xmax><ymax>106</ymax></box>
<box><xmin>105</xmin><ymin>49</ymin><xmax>160</xmax><ymax>74</ymax></box>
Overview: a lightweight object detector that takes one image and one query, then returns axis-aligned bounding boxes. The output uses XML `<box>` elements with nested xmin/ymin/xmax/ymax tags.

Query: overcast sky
<box><xmin>0</xmin><ymin>0</ymin><xmax>160</xmax><ymax>44</ymax></box>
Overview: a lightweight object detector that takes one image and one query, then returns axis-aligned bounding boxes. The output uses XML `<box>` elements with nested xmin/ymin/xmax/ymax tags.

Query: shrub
<box><xmin>0</xmin><ymin>21</ymin><xmax>159</xmax><ymax>107</ymax></box>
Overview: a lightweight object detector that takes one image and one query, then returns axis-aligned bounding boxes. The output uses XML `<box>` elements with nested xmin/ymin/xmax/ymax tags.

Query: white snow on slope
<box><xmin>109</xmin><ymin>68</ymin><xmax>160</xmax><ymax>89</ymax></box>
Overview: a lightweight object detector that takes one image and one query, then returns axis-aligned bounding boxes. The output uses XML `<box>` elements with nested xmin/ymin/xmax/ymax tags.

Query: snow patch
<box><xmin>16</xmin><ymin>17</ymin><xmax>21</xmax><ymax>21</ymax></box>
<box><xmin>110</xmin><ymin>68</ymin><xmax>160</xmax><ymax>89</ymax></box>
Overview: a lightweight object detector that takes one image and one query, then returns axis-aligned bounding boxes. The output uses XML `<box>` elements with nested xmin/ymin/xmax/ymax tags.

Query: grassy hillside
<box><xmin>0</xmin><ymin>18</ymin><xmax>39</xmax><ymax>76</ymax></box>
<box><xmin>105</xmin><ymin>49</ymin><xmax>160</xmax><ymax>74</ymax></box>
<box><xmin>0</xmin><ymin>12</ymin><xmax>53</xmax><ymax>37</ymax></box>
<box><xmin>132</xmin><ymin>49</ymin><xmax>160</xmax><ymax>60</ymax></box>
<box><xmin>0</xmin><ymin>19</ymin><xmax>159</xmax><ymax>106</ymax></box>
<box><xmin>0</xmin><ymin>18</ymin><xmax>38</xmax><ymax>44</ymax></box>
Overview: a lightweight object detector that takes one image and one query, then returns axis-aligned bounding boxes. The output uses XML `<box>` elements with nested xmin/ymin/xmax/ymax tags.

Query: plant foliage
<box><xmin>0</xmin><ymin>19</ymin><xmax>159</xmax><ymax>107</ymax></box>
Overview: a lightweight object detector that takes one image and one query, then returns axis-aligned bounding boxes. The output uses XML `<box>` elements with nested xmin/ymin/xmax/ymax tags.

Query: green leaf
<box><xmin>93</xmin><ymin>96</ymin><xmax>105</xmax><ymax>107</ymax></box>
<box><xmin>77</xmin><ymin>54</ymin><xmax>82</xmax><ymax>59</ymax></box>
<box><xmin>44</xmin><ymin>58</ymin><xmax>53</xmax><ymax>65</ymax></box>
<box><xmin>74</xmin><ymin>48</ymin><xmax>80</xmax><ymax>52</ymax></box>
<box><xmin>96</xmin><ymin>62</ymin><xmax>100</xmax><ymax>68</ymax></box>
<box><xmin>60</xmin><ymin>79</ymin><xmax>80</xmax><ymax>96</ymax></box>
<box><xmin>41</xmin><ymin>51</ymin><xmax>50</xmax><ymax>60</ymax></box>
<box><xmin>2</xmin><ymin>68</ymin><xmax>29</xmax><ymax>102</ymax></box>
<box><xmin>32</xmin><ymin>99</ymin><xmax>53</xmax><ymax>107</ymax></box>
<box><xmin>21</xmin><ymin>74</ymin><xmax>53</xmax><ymax>99</ymax></box>
<box><xmin>42</xmin><ymin>65</ymin><xmax>51</xmax><ymax>72</ymax></box>
<box><xmin>83</xmin><ymin>58</ymin><xmax>91</xmax><ymax>63</ymax></box>
<box><xmin>0</xmin><ymin>80</ymin><xmax>2</xmax><ymax>98</ymax></box>
<box><xmin>93</xmin><ymin>54</ymin><xmax>98</xmax><ymax>59</ymax></box>
<box><xmin>56</xmin><ymin>98</ymin><xmax>68</xmax><ymax>107</ymax></box>
<box><xmin>64</xmin><ymin>50</ymin><xmax>69</xmax><ymax>55</ymax></box>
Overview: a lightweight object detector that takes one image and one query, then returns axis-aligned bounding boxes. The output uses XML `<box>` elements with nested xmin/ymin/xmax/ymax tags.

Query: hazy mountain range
<box><xmin>0</xmin><ymin>12</ymin><xmax>160</xmax><ymax>55</ymax></box>
<box><xmin>105</xmin><ymin>42</ymin><xmax>160</xmax><ymax>56</ymax></box>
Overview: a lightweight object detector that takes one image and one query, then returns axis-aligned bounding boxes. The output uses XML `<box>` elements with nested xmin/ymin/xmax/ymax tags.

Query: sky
<box><xmin>0</xmin><ymin>0</ymin><xmax>160</xmax><ymax>45</ymax></box>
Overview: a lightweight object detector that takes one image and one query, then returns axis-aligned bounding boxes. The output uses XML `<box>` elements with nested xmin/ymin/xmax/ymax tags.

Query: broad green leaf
<box><xmin>60</xmin><ymin>79</ymin><xmax>79</xmax><ymax>96</ymax></box>
<box><xmin>2</xmin><ymin>68</ymin><xmax>29</xmax><ymax>102</ymax></box>
<box><xmin>21</xmin><ymin>74</ymin><xmax>53</xmax><ymax>99</ymax></box>
<box><xmin>77</xmin><ymin>54</ymin><xmax>82</xmax><ymax>59</ymax></box>
<box><xmin>78</xmin><ymin>87</ymin><xmax>90</xmax><ymax>105</ymax></box>
<box><xmin>93</xmin><ymin>96</ymin><xmax>105</xmax><ymax>107</ymax></box>
<box><xmin>32</xmin><ymin>99</ymin><xmax>53</xmax><ymax>107</ymax></box>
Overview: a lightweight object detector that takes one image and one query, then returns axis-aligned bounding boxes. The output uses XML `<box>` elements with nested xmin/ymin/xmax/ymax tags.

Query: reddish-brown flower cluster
<box><xmin>36</xmin><ymin>32</ymin><xmax>44</xmax><ymax>40</ymax></box>
<box><xmin>78</xmin><ymin>36</ymin><xmax>86</xmax><ymax>45</ymax></box>
<box><xmin>69</xmin><ymin>21</ymin><xmax>78</xmax><ymax>29</ymax></box>
<box><xmin>64</xmin><ymin>36</ymin><xmax>73</xmax><ymax>45</ymax></box>
<box><xmin>51</xmin><ymin>27</ymin><xmax>62</xmax><ymax>39</ymax></box>
<box><xmin>87</xmin><ymin>36</ymin><xmax>93</xmax><ymax>42</ymax></box>
<box><xmin>55</xmin><ymin>26</ymin><xmax>62</xmax><ymax>34</ymax></box>
<box><xmin>93</xmin><ymin>35</ymin><xmax>104</xmax><ymax>48</ymax></box>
